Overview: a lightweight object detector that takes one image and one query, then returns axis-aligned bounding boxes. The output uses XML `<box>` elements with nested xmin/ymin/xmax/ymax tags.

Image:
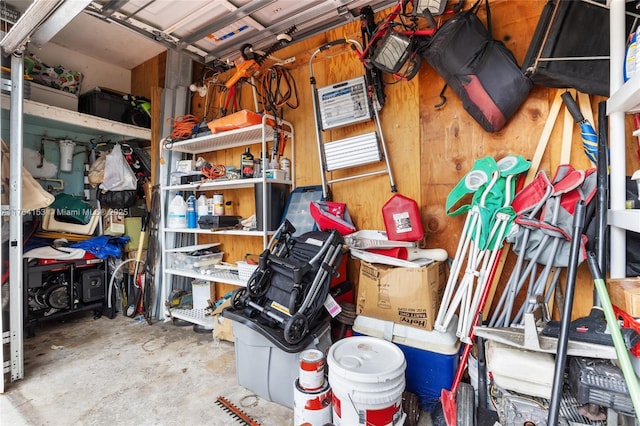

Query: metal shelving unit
<box><xmin>608</xmin><ymin>1</ymin><xmax>639</xmax><ymax>279</ymax></box>
<box><xmin>159</xmin><ymin>114</ymin><xmax>294</xmax><ymax>325</ymax></box>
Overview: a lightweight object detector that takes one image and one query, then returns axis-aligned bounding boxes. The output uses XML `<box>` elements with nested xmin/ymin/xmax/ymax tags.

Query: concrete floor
<box><xmin>1</xmin><ymin>311</ymin><xmax>434</xmax><ymax>426</ymax></box>
<box><xmin>1</xmin><ymin>311</ymin><xmax>293</xmax><ymax>426</ymax></box>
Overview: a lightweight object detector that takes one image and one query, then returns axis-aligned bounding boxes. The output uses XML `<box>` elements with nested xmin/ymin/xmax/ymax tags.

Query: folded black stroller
<box><xmin>226</xmin><ymin>219</ymin><xmax>344</xmax><ymax>345</ymax></box>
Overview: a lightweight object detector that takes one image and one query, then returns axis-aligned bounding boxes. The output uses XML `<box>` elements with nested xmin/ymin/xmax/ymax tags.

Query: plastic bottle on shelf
<box><xmin>197</xmin><ymin>193</ymin><xmax>208</xmax><ymax>220</ymax></box>
<box><xmin>254</xmin><ymin>154</ymin><xmax>262</xmax><ymax>178</ymax></box>
<box><xmin>167</xmin><ymin>192</ymin><xmax>187</xmax><ymax>229</ymax></box>
<box><xmin>213</xmin><ymin>194</ymin><xmax>224</xmax><ymax>216</ymax></box>
<box><xmin>186</xmin><ymin>194</ymin><xmax>197</xmax><ymax>229</ymax></box>
<box><xmin>241</xmin><ymin>147</ymin><xmax>254</xmax><ymax>179</ymax></box>
<box><xmin>280</xmin><ymin>157</ymin><xmax>291</xmax><ymax>181</ymax></box>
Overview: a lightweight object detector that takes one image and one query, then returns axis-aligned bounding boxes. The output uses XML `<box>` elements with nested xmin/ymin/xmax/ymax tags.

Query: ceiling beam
<box><xmin>180</xmin><ymin>0</ymin><xmax>275</xmax><ymax>45</ymax></box>
<box><xmin>30</xmin><ymin>0</ymin><xmax>93</xmax><ymax>47</ymax></box>
<box><xmin>0</xmin><ymin>0</ymin><xmax>62</xmax><ymax>55</ymax></box>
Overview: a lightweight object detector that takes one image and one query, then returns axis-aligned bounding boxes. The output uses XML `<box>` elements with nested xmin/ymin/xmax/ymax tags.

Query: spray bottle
<box><xmin>186</xmin><ymin>193</ymin><xmax>197</xmax><ymax>229</ymax></box>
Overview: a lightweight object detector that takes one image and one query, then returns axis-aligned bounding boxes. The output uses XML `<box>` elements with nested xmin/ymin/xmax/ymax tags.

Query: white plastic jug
<box><xmin>167</xmin><ymin>192</ymin><xmax>187</xmax><ymax>229</ymax></box>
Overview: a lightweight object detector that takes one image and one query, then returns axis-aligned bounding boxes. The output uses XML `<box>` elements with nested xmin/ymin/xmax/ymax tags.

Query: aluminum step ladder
<box><xmin>309</xmin><ymin>39</ymin><xmax>397</xmax><ymax>200</ymax></box>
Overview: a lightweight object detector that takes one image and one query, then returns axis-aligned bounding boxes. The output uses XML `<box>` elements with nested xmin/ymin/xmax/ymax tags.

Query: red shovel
<box><xmin>440</xmin><ymin>248</ymin><xmax>501</xmax><ymax>425</ymax></box>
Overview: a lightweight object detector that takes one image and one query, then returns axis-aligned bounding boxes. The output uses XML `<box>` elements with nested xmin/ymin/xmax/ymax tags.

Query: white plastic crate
<box><xmin>237</xmin><ymin>261</ymin><xmax>258</xmax><ymax>282</ymax></box>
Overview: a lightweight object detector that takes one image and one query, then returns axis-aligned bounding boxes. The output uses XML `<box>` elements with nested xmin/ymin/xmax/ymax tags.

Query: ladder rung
<box><xmin>324</xmin><ymin>132</ymin><xmax>381</xmax><ymax>171</ymax></box>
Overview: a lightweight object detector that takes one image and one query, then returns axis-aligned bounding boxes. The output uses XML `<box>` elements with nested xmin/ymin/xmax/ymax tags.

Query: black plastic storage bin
<box><xmin>79</xmin><ymin>87</ymin><xmax>131</xmax><ymax>124</ymax></box>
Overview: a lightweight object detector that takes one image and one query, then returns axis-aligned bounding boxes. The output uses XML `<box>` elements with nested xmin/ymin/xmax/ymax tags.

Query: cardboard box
<box><xmin>212</xmin><ymin>299</ymin><xmax>234</xmax><ymax>343</ymax></box>
<box><xmin>103</xmin><ymin>209</ymin><xmax>125</xmax><ymax>236</ymax></box>
<box><xmin>607</xmin><ymin>277</ymin><xmax>640</xmax><ymax>316</ymax></box>
<box><xmin>356</xmin><ymin>261</ymin><xmax>446</xmax><ymax>331</ymax></box>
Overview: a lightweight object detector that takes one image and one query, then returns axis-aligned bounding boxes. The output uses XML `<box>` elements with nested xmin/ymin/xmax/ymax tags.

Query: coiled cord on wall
<box><xmin>259</xmin><ymin>64</ymin><xmax>299</xmax><ymax>118</ymax></box>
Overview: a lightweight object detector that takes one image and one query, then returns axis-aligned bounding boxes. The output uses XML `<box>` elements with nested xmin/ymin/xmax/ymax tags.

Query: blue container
<box><xmin>186</xmin><ymin>194</ymin><xmax>197</xmax><ymax>229</ymax></box>
<box><xmin>352</xmin><ymin>314</ymin><xmax>461</xmax><ymax>411</ymax></box>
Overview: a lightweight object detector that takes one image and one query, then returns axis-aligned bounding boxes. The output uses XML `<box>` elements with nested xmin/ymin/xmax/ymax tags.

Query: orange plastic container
<box><xmin>207</xmin><ymin>110</ymin><xmax>274</xmax><ymax>133</ymax></box>
<box><xmin>382</xmin><ymin>194</ymin><xmax>424</xmax><ymax>242</ymax></box>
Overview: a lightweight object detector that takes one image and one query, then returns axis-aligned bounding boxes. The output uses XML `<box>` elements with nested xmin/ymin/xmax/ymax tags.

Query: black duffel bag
<box><xmin>417</xmin><ymin>0</ymin><xmax>532</xmax><ymax>133</ymax></box>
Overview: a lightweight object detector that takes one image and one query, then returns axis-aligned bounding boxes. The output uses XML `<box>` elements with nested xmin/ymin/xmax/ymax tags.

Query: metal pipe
<box><xmin>8</xmin><ymin>51</ymin><xmax>25</xmax><ymax>382</ymax></box>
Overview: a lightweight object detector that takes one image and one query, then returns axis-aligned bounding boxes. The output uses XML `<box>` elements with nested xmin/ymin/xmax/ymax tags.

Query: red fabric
<box><xmin>366</xmin><ymin>247</ymin><xmax>408</xmax><ymax>260</ymax></box>
<box><xmin>463</xmin><ymin>75</ymin><xmax>505</xmax><ymax>132</ymax></box>
<box><xmin>309</xmin><ymin>201</ymin><xmax>356</xmax><ymax>236</ymax></box>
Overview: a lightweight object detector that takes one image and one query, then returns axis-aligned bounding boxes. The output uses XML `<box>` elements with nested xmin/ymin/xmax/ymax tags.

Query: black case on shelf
<box><xmin>255</xmin><ymin>183</ymin><xmax>289</xmax><ymax>231</ymax></box>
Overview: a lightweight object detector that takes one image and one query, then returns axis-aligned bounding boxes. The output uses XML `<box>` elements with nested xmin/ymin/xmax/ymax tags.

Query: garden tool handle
<box><xmin>136</xmin><ymin>212</ymin><xmax>149</xmax><ymax>260</ymax></box>
<box><xmin>133</xmin><ymin>212</ymin><xmax>150</xmax><ymax>274</ymax></box>
<box><xmin>561</xmin><ymin>91</ymin><xmax>585</xmax><ymax>124</ymax></box>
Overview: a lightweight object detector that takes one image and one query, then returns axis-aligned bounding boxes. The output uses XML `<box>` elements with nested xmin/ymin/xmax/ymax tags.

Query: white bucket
<box><xmin>59</xmin><ymin>140</ymin><xmax>76</xmax><ymax>172</ymax></box>
<box><xmin>327</xmin><ymin>336</ymin><xmax>406</xmax><ymax>426</ymax></box>
<box><xmin>293</xmin><ymin>379</ymin><xmax>332</xmax><ymax>426</ymax></box>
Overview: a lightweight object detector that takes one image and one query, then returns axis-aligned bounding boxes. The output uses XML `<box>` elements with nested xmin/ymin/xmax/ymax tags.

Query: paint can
<box><xmin>299</xmin><ymin>349</ymin><xmax>325</xmax><ymax>391</ymax></box>
<box><xmin>328</xmin><ymin>336</ymin><xmax>406</xmax><ymax>426</ymax></box>
<box><xmin>293</xmin><ymin>378</ymin><xmax>332</xmax><ymax>426</ymax></box>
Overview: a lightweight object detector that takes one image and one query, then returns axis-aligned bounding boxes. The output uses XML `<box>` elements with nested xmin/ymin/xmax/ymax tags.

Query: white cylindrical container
<box><xmin>59</xmin><ymin>140</ymin><xmax>76</xmax><ymax>172</ymax></box>
<box><xmin>191</xmin><ymin>280</ymin><xmax>209</xmax><ymax>310</ymax></box>
<box><xmin>328</xmin><ymin>336</ymin><xmax>406</xmax><ymax>426</ymax></box>
<box><xmin>213</xmin><ymin>194</ymin><xmax>224</xmax><ymax>216</ymax></box>
<box><xmin>197</xmin><ymin>193</ymin><xmax>208</xmax><ymax>220</ymax></box>
<box><xmin>299</xmin><ymin>349</ymin><xmax>326</xmax><ymax>391</ymax></box>
<box><xmin>294</xmin><ymin>378</ymin><xmax>332</xmax><ymax>426</ymax></box>
<box><xmin>167</xmin><ymin>192</ymin><xmax>187</xmax><ymax>229</ymax></box>
<box><xmin>280</xmin><ymin>157</ymin><xmax>291</xmax><ymax>181</ymax></box>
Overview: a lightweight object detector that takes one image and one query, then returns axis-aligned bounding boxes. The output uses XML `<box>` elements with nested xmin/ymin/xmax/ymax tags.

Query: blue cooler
<box><xmin>352</xmin><ymin>314</ymin><xmax>460</xmax><ymax>410</ymax></box>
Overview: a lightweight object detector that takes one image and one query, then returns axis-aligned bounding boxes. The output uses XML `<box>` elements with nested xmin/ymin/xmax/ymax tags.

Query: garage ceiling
<box><xmin>3</xmin><ymin>0</ymin><xmax>398</xmax><ymax>69</ymax></box>
<box><xmin>88</xmin><ymin>0</ymin><xmax>397</xmax><ymax>64</ymax></box>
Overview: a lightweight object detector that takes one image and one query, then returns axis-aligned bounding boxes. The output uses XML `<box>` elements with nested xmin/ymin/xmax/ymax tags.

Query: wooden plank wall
<box><xmin>173</xmin><ymin>0</ymin><xmax>638</xmax><ymax>317</ymax></box>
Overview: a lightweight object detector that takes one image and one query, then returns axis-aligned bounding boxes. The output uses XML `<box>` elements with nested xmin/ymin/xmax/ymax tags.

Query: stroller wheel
<box><xmin>288</xmin><ymin>287</ymin><xmax>299</xmax><ymax>315</ymax></box>
<box><xmin>247</xmin><ymin>271</ymin><xmax>269</xmax><ymax>297</ymax></box>
<box><xmin>284</xmin><ymin>312</ymin><xmax>308</xmax><ymax>345</ymax></box>
<box><xmin>231</xmin><ymin>287</ymin><xmax>248</xmax><ymax>309</ymax></box>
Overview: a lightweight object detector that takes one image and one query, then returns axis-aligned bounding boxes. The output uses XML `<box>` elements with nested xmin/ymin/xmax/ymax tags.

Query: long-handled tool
<box><xmin>546</xmin><ymin>200</ymin><xmax>585</xmax><ymax>425</ymax></box>
<box><xmin>585</xmin><ymin>252</ymin><xmax>640</xmax><ymax>422</ymax></box>
<box><xmin>128</xmin><ymin>212</ymin><xmax>150</xmax><ymax>323</ymax></box>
